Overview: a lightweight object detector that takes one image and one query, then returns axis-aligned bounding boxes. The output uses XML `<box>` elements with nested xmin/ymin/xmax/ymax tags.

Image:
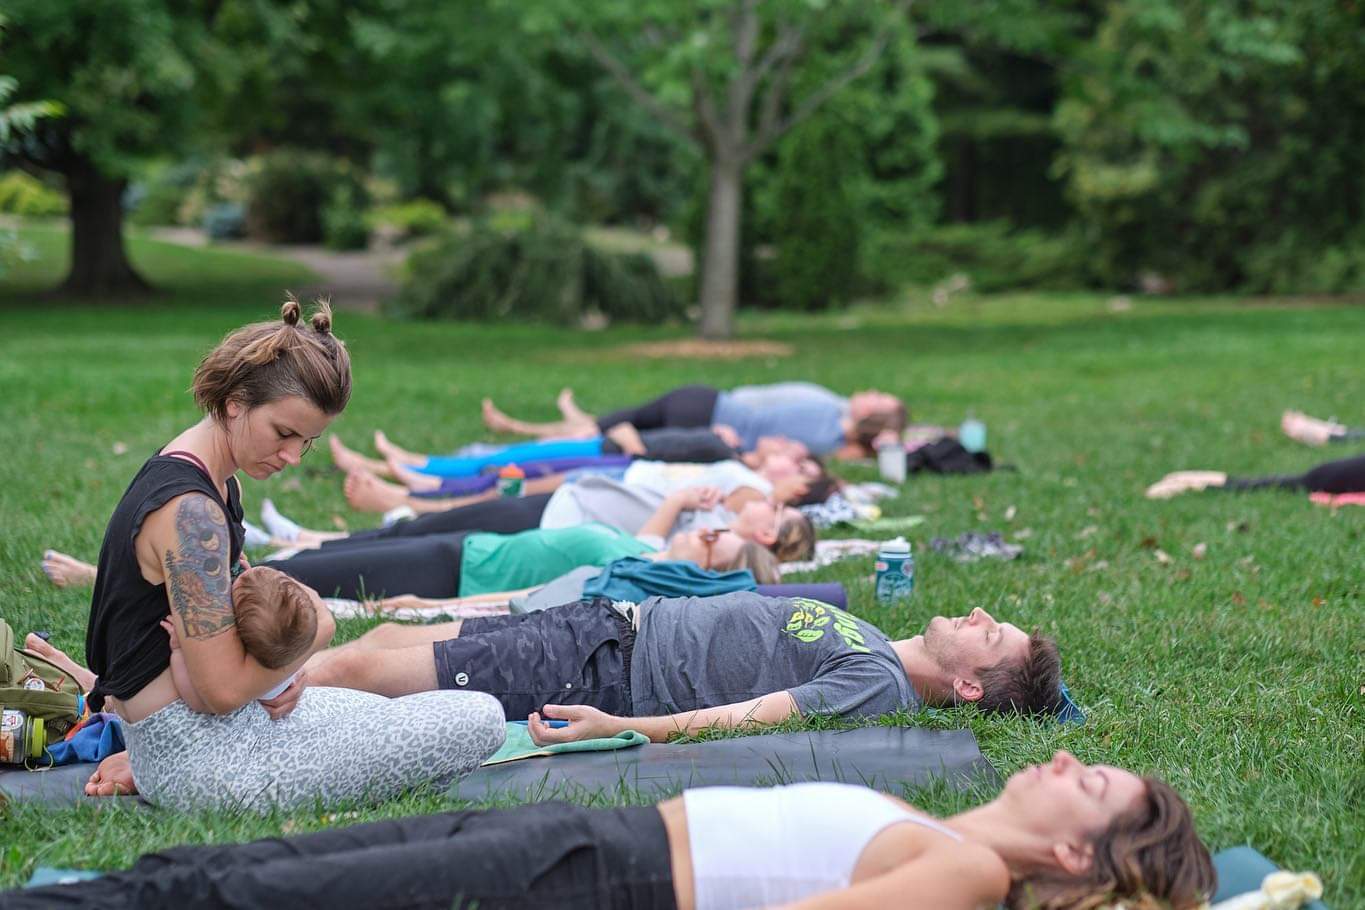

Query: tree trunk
<box><xmin>59</xmin><ymin>160</ymin><xmax>151</xmax><ymax>296</ymax></box>
<box><xmin>697</xmin><ymin>156</ymin><xmax>744</xmax><ymax>339</ymax></box>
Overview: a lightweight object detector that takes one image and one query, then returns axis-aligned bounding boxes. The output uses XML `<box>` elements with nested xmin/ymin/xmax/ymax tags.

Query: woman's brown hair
<box><xmin>192</xmin><ymin>297</ymin><xmax>351</xmax><ymax>421</ymax></box>
<box><xmin>1007</xmin><ymin>777</ymin><xmax>1216</xmax><ymax>910</ymax></box>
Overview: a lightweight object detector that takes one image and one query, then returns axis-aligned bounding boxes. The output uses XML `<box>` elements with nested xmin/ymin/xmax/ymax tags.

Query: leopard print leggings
<box><xmin>123</xmin><ymin>686</ymin><xmax>505</xmax><ymax>813</ymax></box>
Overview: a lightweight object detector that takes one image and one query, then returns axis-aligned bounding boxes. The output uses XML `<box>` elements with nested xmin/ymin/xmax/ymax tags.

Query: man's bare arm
<box><xmin>528</xmin><ymin>692</ymin><xmax>800</xmax><ymax>745</ymax></box>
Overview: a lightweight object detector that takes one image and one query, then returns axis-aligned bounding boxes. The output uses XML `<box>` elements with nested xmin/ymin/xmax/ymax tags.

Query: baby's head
<box><xmin>231</xmin><ymin>566</ymin><xmax>318</xmax><ymax>669</ymax></box>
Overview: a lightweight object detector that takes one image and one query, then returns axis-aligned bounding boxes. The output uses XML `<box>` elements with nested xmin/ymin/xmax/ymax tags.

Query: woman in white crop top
<box><xmin>18</xmin><ymin>751</ymin><xmax>1215</xmax><ymax>910</ymax></box>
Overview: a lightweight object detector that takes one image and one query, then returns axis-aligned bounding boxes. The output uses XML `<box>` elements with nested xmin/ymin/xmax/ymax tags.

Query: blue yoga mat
<box><xmin>1212</xmin><ymin>846</ymin><xmax>1330</xmax><ymax>909</ymax></box>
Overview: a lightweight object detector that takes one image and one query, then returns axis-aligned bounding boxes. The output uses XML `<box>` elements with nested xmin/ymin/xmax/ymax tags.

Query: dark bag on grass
<box><xmin>905</xmin><ymin>438</ymin><xmax>994</xmax><ymax>475</ymax></box>
<box><xmin>1</xmin><ymin>619</ymin><xmax>86</xmax><ymax>747</ymax></box>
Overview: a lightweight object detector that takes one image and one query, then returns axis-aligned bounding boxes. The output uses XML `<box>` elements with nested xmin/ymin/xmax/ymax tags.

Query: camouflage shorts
<box><xmin>434</xmin><ymin>599</ymin><xmax>634</xmax><ymax>720</ymax></box>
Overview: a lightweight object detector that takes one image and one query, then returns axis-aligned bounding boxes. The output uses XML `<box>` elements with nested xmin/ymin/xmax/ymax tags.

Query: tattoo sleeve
<box><xmin>163</xmin><ymin>494</ymin><xmax>235</xmax><ymax>640</ymax></box>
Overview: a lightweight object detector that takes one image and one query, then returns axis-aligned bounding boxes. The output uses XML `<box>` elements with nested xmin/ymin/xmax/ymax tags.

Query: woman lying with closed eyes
<box><xmin>9</xmin><ymin>751</ymin><xmax>1215</xmax><ymax>910</ymax></box>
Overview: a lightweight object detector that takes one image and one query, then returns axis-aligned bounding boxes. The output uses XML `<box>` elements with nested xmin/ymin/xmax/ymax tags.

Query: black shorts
<box><xmin>594</xmin><ymin>384</ymin><xmax>720</xmax><ymax>433</ymax></box>
<box><xmin>433</xmin><ymin>599</ymin><xmax>635</xmax><ymax>719</ymax></box>
<box><xmin>10</xmin><ymin>803</ymin><xmax>677</xmax><ymax>910</ymax></box>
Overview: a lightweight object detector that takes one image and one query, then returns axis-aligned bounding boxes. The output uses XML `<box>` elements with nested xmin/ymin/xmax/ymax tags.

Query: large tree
<box><xmin>548</xmin><ymin>0</ymin><xmax>912</xmax><ymax>337</ymax></box>
<box><xmin>0</xmin><ymin>1</ymin><xmax>221</xmax><ymax>294</ymax></box>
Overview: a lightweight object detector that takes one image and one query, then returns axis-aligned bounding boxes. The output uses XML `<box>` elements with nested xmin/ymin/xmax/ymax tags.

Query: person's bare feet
<box><xmin>373</xmin><ymin>430</ymin><xmax>424</xmax><ymax>466</ymax></box>
<box><xmin>86</xmin><ymin>751</ymin><xmax>137</xmax><ymax>797</ymax></box>
<box><xmin>481</xmin><ymin>397</ymin><xmax>518</xmax><ymax>434</ymax></box>
<box><xmin>344</xmin><ymin>470</ymin><xmax>411</xmax><ymax>513</ymax></box>
<box><xmin>1281</xmin><ymin>410</ymin><xmax>1344</xmax><ymax>447</ymax></box>
<box><xmin>556</xmin><ymin>387</ymin><xmax>596</xmax><ymax>424</ymax></box>
<box><xmin>1145</xmin><ymin>471</ymin><xmax>1228</xmax><ymax>499</ymax></box>
<box><xmin>390</xmin><ymin>458</ymin><xmax>442</xmax><ymax>492</ymax></box>
<box><xmin>40</xmin><ymin>550</ymin><xmax>97</xmax><ymax>588</ymax></box>
<box><xmin>329</xmin><ymin>434</ymin><xmax>392</xmax><ymax>477</ymax></box>
<box><xmin>24</xmin><ymin>633</ymin><xmax>98</xmax><ymax>691</ymax></box>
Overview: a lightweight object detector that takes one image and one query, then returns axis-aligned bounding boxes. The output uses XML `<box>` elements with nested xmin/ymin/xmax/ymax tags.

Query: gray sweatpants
<box><xmin>123</xmin><ymin>686</ymin><xmax>505</xmax><ymax>813</ymax></box>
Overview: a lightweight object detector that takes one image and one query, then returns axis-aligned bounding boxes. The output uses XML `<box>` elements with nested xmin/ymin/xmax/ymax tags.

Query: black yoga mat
<box><xmin>0</xmin><ymin>763</ymin><xmax>144</xmax><ymax>808</ymax></box>
<box><xmin>1</xmin><ymin>727</ymin><xmax>995</xmax><ymax>810</ymax></box>
<box><xmin>451</xmin><ymin>726</ymin><xmax>996</xmax><ymax>802</ymax></box>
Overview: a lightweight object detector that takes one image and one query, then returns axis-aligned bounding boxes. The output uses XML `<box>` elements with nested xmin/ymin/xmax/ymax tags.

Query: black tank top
<box><xmin>84</xmin><ymin>453</ymin><xmax>244</xmax><ymax>709</ymax></box>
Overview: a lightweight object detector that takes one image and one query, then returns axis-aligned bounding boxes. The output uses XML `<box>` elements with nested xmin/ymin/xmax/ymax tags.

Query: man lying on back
<box><xmin>305</xmin><ymin>592</ymin><xmax>1064</xmax><ymax>743</ymax></box>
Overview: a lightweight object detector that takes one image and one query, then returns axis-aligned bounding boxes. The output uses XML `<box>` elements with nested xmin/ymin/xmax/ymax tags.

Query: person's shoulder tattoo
<box><xmin>164</xmin><ymin>494</ymin><xmax>234</xmax><ymax>640</ymax></box>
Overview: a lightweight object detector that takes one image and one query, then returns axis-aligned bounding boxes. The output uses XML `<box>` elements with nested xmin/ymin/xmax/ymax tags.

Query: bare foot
<box><xmin>373</xmin><ymin>430</ymin><xmax>425</xmax><ymax>466</ymax></box>
<box><xmin>329</xmin><ymin>434</ymin><xmax>391</xmax><ymax>477</ymax></box>
<box><xmin>345</xmin><ymin>470</ymin><xmax>411</xmax><ymax>513</ymax></box>
<box><xmin>1145</xmin><ymin>471</ymin><xmax>1228</xmax><ymax>499</ymax></box>
<box><xmin>24</xmin><ymin>633</ymin><xmax>98</xmax><ymax>691</ymax></box>
<box><xmin>556</xmin><ymin>387</ymin><xmax>597</xmax><ymax>425</ymax></box>
<box><xmin>1281</xmin><ymin>410</ymin><xmax>1344</xmax><ymax>447</ymax></box>
<box><xmin>86</xmin><ymin>751</ymin><xmax>137</xmax><ymax>797</ymax></box>
<box><xmin>482</xmin><ymin>397</ymin><xmax>517</xmax><ymax>434</ymax></box>
<box><xmin>40</xmin><ymin>550</ymin><xmax>98</xmax><ymax>588</ymax></box>
<box><xmin>390</xmin><ymin>458</ymin><xmax>442</xmax><ymax>493</ymax></box>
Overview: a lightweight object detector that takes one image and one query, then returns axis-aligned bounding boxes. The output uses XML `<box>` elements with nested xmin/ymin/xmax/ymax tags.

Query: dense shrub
<box><xmin>177</xmin><ymin>158</ymin><xmax>249</xmax><ymax>231</ymax></box>
<box><xmin>368</xmin><ymin>199</ymin><xmax>447</xmax><ymax>240</ymax></box>
<box><xmin>866</xmin><ymin>221</ymin><xmax>1088</xmax><ymax>292</ymax></box>
<box><xmin>769</xmin><ymin>119</ymin><xmax>862</xmax><ymax>310</ymax></box>
<box><xmin>393</xmin><ymin>217</ymin><xmax>682</xmax><ymax>325</ymax></box>
<box><xmin>244</xmin><ymin>150</ymin><xmax>365</xmax><ymax>244</ymax></box>
<box><xmin>323</xmin><ymin>187</ymin><xmax>370</xmax><ymax>251</ymax></box>
<box><xmin>0</xmin><ymin>171</ymin><xmax>66</xmax><ymax>216</ymax></box>
<box><xmin>202</xmin><ymin>203</ymin><xmax>246</xmax><ymax>240</ymax></box>
<box><xmin>126</xmin><ymin>160</ymin><xmax>202</xmax><ymax>227</ymax></box>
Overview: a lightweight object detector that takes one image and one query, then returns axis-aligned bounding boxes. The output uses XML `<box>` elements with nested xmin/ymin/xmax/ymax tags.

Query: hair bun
<box><xmin>280</xmin><ymin>297</ymin><xmax>302</xmax><ymax>326</ymax></box>
<box><xmin>310</xmin><ymin>299</ymin><xmax>334</xmax><ymax>334</ymax></box>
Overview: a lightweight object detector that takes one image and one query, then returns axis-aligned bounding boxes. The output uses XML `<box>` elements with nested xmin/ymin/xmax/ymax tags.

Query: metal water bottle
<box><xmin>874</xmin><ymin>537</ymin><xmax>914</xmax><ymax>603</ymax></box>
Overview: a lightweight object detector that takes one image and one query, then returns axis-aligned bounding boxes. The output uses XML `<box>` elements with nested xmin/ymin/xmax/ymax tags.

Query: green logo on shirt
<box><xmin>782</xmin><ymin>598</ymin><xmax>870</xmax><ymax>653</ymax></box>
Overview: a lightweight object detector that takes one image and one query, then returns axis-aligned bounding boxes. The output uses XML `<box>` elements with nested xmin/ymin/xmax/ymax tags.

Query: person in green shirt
<box><xmin>268</xmin><ymin>488</ymin><xmax>778</xmax><ymax>601</ymax></box>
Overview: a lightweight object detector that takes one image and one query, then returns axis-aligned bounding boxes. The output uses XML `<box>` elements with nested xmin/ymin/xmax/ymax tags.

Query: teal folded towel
<box><xmin>483</xmin><ymin>722</ymin><xmax>648</xmax><ymax>766</ymax></box>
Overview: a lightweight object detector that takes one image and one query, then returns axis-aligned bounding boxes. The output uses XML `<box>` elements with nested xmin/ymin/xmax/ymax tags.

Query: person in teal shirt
<box><xmin>269</xmin><ymin>488</ymin><xmax>778</xmax><ymax>601</ymax></box>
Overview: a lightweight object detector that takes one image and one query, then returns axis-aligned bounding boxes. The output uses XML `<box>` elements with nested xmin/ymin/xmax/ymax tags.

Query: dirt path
<box><xmin>150</xmin><ymin>228</ymin><xmax>403</xmax><ymax>313</ymax></box>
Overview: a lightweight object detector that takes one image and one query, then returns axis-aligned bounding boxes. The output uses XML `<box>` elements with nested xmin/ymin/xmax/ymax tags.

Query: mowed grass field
<box><xmin>0</xmin><ymin>228</ymin><xmax>1361</xmax><ymax>901</ymax></box>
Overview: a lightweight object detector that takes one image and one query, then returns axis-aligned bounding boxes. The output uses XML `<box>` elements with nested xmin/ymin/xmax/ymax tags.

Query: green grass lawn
<box><xmin>1</xmin><ymin>229</ymin><xmax>1361</xmax><ymax>901</ymax></box>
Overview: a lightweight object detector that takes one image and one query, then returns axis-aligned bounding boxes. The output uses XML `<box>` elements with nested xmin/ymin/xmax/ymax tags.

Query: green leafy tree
<box><xmin>769</xmin><ymin>115</ymin><xmax>861</xmax><ymax>310</ymax></box>
<box><xmin>0</xmin><ymin>1</ymin><xmax>220</xmax><ymax>294</ymax></box>
<box><xmin>0</xmin><ymin>13</ymin><xmax>62</xmax><ymax>279</ymax></box>
<box><xmin>542</xmin><ymin>0</ymin><xmax>913</xmax><ymax>337</ymax></box>
<box><xmin>1053</xmin><ymin>0</ymin><xmax>1365</xmax><ymax>291</ymax></box>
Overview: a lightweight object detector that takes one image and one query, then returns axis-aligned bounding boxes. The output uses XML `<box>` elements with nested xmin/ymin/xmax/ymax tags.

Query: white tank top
<box><xmin>684</xmin><ymin>782</ymin><xmax>964</xmax><ymax>909</ymax></box>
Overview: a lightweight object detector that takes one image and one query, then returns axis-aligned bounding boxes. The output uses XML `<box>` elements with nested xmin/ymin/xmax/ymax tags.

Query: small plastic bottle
<box><xmin>0</xmin><ymin>708</ymin><xmax>45</xmax><ymax>766</ymax></box>
<box><xmin>958</xmin><ymin>415</ymin><xmax>987</xmax><ymax>453</ymax></box>
<box><xmin>496</xmin><ymin>465</ymin><xmax>525</xmax><ymax>497</ymax></box>
<box><xmin>874</xmin><ymin>537</ymin><xmax>915</xmax><ymax>603</ymax></box>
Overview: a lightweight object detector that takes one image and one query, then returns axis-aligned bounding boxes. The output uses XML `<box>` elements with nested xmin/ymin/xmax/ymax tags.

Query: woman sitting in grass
<box><xmin>10</xmin><ymin>752</ymin><xmax>1215</xmax><ymax>910</ymax></box>
<box><xmin>481</xmin><ymin>383</ymin><xmax>907</xmax><ymax>459</ymax></box>
<box><xmin>68</xmin><ymin>301</ymin><xmax>505</xmax><ymax>809</ymax></box>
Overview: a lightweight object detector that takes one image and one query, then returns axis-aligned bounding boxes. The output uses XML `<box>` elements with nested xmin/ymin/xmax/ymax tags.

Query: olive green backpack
<box><xmin>0</xmin><ymin>619</ymin><xmax>87</xmax><ymax>747</ymax></box>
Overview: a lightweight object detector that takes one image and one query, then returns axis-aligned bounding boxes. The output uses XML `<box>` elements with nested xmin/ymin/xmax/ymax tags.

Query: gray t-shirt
<box><xmin>630</xmin><ymin>592</ymin><xmax>918</xmax><ymax>719</ymax></box>
<box><xmin>711</xmin><ymin>382</ymin><xmax>849</xmax><ymax>455</ymax></box>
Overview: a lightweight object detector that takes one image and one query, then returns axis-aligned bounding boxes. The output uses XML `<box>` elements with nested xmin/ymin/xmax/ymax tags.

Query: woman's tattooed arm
<box><xmin>163</xmin><ymin>494</ymin><xmax>235</xmax><ymax>640</ymax></box>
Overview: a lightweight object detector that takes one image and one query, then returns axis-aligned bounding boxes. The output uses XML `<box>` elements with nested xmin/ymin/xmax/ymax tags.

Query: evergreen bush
<box><xmin>244</xmin><ymin>150</ymin><xmax>365</xmax><ymax>244</ymax></box>
<box><xmin>392</xmin><ymin>216</ymin><xmax>682</xmax><ymax>325</ymax></box>
<box><xmin>770</xmin><ymin>119</ymin><xmax>862</xmax><ymax>310</ymax></box>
